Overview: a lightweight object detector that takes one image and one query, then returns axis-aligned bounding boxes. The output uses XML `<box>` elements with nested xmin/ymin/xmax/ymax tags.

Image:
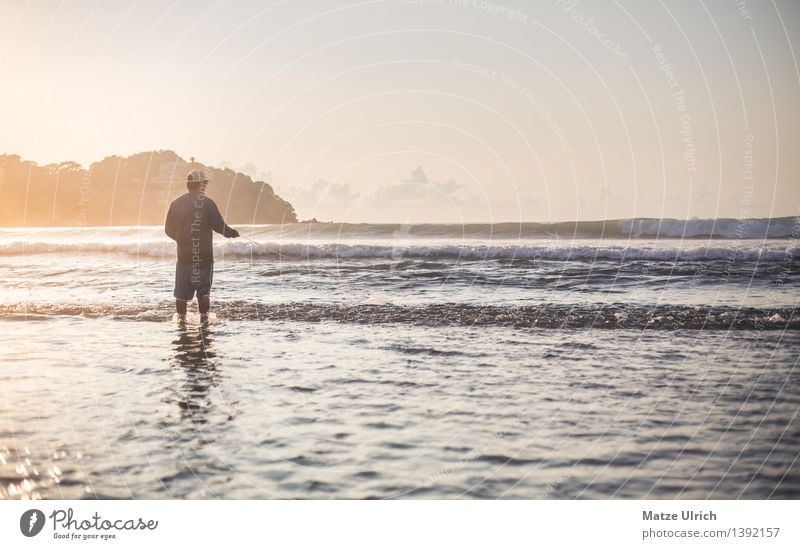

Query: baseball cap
<box><xmin>187</xmin><ymin>170</ymin><xmax>210</xmax><ymax>184</ymax></box>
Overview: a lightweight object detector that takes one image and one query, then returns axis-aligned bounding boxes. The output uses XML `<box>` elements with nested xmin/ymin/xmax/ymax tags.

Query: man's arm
<box><xmin>164</xmin><ymin>202</ymin><xmax>177</xmax><ymax>241</ymax></box>
<box><xmin>208</xmin><ymin>199</ymin><xmax>239</xmax><ymax>238</ymax></box>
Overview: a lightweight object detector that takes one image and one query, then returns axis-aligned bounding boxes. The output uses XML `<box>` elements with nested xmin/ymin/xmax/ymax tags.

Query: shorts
<box><xmin>174</xmin><ymin>263</ymin><xmax>214</xmax><ymax>301</ymax></box>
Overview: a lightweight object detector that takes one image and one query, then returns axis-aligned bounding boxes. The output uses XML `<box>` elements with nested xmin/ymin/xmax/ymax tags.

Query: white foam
<box><xmin>2</xmin><ymin>240</ymin><xmax>797</xmax><ymax>262</ymax></box>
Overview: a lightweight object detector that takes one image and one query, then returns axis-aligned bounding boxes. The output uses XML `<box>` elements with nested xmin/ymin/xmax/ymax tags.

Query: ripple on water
<box><xmin>1</xmin><ymin>313</ymin><xmax>798</xmax><ymax>499</ymax></box>
<box><xmin>0</xmin><ymin>446</ymin><xmax>83</xmax><ymax>499</ymax></box>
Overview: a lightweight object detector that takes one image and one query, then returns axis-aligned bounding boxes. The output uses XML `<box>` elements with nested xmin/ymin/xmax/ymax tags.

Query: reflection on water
<box><xmin>159</xmin><ymin>320</ymin><xmax>240</xmax><ymax>475</ymax></box>
<box><xmin>0</xmin><ymin>446</ymin><xmax>66</xmax><ymax>499</ymax></box>
<box><xmin>167</xmin><ymin>323</ymin><xmax>220</xmax><ymax>425</ymax></box>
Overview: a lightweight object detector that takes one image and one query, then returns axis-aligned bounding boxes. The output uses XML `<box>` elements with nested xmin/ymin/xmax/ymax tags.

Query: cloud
<box><xmin>374</xmin><ymin>166</ymin><xmax>466</xmax><ymax>204</ymax></box>
<box><xmin>276</xmin><ymin>166</ymin><xmax>473</xmax><ymax>221</ymax></box>
<box><xmin>275</xmin><ymin>178</ymin><xmax>362</xmax><ymax>219</ymax></box>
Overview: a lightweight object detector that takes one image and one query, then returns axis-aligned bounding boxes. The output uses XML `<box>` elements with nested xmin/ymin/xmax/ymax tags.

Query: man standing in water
<box><xmin>165</xmin><ymin>170</ymin><xmax>240</xmax><ymax>322</ymax></box>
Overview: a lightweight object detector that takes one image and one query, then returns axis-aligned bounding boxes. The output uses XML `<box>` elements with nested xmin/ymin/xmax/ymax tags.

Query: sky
<box><xmin>1</xmin><ymin>0</ymin><xmax>799</xmax><ymax>222</ymax></box>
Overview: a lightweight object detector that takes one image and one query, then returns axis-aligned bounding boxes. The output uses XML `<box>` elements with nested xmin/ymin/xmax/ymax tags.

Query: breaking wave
<box><xmin>2</xmin><ymin>240</ymin><xmax>798</xmax><ymax>263</ymax></box>
<box><xmin>1</xmin><ymin>301</ymin><xmax>796</xmax><ymax>330</ymax></box>
<box><xmin>617</xmin><ymin>217</ymin><xmax>797</xmax><ymax>239</ymax></box>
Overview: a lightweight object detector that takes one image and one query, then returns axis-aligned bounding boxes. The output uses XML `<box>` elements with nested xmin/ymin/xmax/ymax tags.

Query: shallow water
<box><xmin>1</xmin><ymin>318</ymin><xmax>798</xmax><ymax>499</ymax></box>
<box><xmin>0</xmin><ymin>224</ymin><xmax>798</xmax><ymax>499</ymax></box>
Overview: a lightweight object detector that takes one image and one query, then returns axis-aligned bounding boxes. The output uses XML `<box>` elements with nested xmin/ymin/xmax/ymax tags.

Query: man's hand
<box><xmin>228</xmin><ymin>228</ymin><xmax>240</xmax><ymax>238</ymax></box>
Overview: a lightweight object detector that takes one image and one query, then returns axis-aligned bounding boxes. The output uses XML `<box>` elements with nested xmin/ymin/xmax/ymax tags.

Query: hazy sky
<box><xmin>1</xmin><ymin>0</ymin><xmax>798</xmax><ymax>222</ymax></box>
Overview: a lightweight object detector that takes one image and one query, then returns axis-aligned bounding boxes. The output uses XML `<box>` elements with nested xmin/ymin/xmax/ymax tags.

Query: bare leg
<box><xmin>176</xmin><ymin>299</ymin><xmax>187</xmax><ymax>320</ymax></box>
<box><xmin>199</xmin><ymin>295</ymin><xmax>210</xmax><ymax>320</ymax></box>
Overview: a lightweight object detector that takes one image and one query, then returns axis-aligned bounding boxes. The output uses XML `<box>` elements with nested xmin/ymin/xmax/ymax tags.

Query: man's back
<box><xmin>166</xmin><ymin>171</ymin><xmax>240</xmax><ymax>319</ymax></box>
<box><xmin>165</xmin><ymin>191</ymin><xmax>233</xmax><ymax>265</ymax></box>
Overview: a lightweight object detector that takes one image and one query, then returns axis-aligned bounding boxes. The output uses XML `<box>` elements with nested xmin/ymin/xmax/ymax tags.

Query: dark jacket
<box><xmin>165</xmin><ymin>191</ymin><xmax>235</xmax><ymax>265</ymax></box>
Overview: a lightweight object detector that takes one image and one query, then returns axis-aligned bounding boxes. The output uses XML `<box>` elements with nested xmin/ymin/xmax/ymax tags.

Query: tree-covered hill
<box><xmin>0</xmin><ymin>150</ymin><xmax>297</xmax><ymax>226</ymax></box>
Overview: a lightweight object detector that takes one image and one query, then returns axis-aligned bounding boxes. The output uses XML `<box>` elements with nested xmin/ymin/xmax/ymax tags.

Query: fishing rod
<box><xmin>237</xmin><ymin>232</ymin><xmax>290</xmax><ymax>259</ymax></box>
<box><xmin>239</xmin><ymin>234</ymin><xmax>260</xmax><ymax>245</ymax></box>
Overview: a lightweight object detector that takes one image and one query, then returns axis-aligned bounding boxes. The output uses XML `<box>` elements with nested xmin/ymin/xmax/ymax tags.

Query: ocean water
<box><xmin>0</xmin><ymin>219</ymin><xmax>798</xmax><ymax>499</ymax></box>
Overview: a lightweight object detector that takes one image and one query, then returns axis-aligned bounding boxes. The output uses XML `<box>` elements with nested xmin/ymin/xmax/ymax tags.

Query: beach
<box><xmin>0</xmin><ymin>220</ymin><xmax>798</xmax><ymax>499</ymax></box>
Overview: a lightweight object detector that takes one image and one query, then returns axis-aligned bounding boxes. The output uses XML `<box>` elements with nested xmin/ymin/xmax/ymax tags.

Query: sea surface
<box><xmin>0</xmin><ymin>218</ymin><xmax>798</xmax><ymax>499</ymax></box>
